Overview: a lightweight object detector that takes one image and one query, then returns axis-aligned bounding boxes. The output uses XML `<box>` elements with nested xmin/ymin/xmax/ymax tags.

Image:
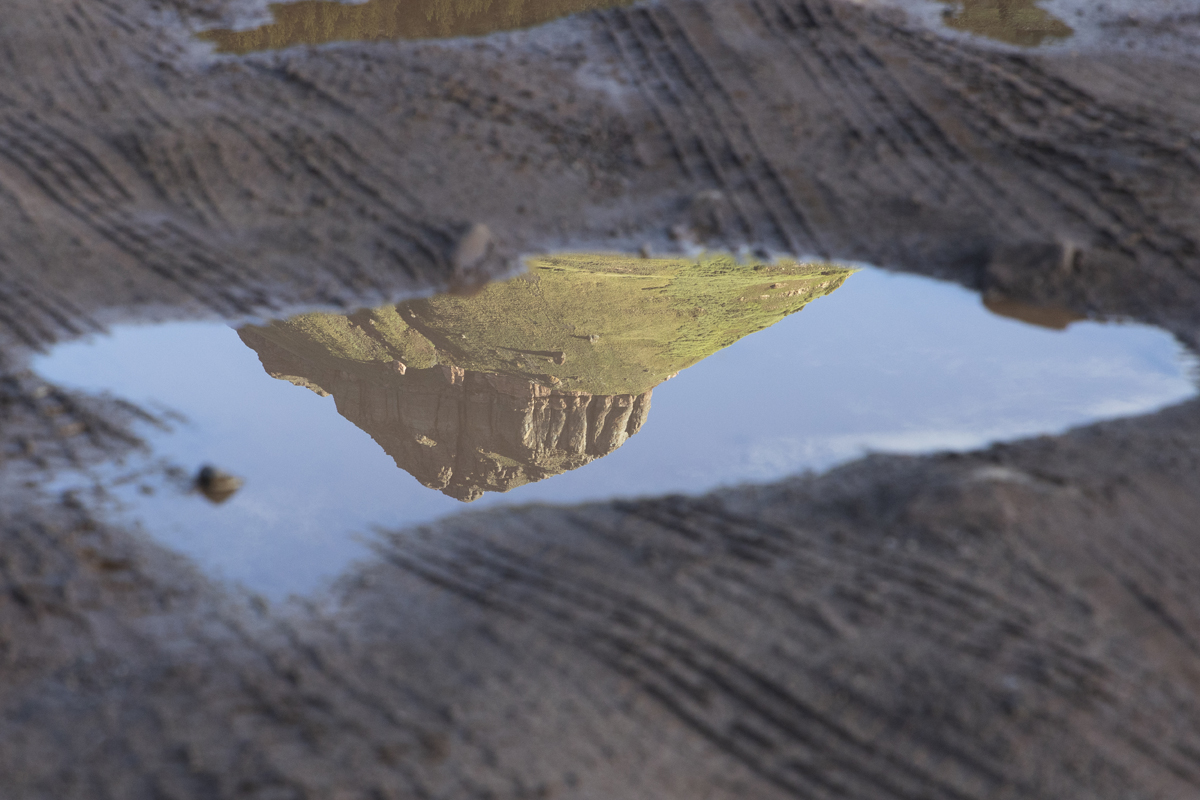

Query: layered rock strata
<box><xmin>241</xmin><ymin>328</ymin><xmax>651</xmax><ymax>501</ymax></box>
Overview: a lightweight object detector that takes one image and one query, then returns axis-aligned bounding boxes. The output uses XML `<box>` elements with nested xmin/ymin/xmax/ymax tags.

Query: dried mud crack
<box><xmin>2</xmin><ymin>0</ymin><xmax>1200</xmax><ymax>797</ymax></box>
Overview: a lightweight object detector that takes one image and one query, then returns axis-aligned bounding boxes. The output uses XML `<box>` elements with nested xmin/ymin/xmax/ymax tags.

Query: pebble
<box><xmin>196</xmin><ymin>465</ymin><xmax>244</xmax><ymax>505</ymax></box>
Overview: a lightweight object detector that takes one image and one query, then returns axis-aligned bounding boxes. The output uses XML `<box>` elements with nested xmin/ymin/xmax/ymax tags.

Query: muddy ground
<box><xmin>1</xmin><ymin>0</ymin><xmax>1199</xmax><ymax>797</ymax></box>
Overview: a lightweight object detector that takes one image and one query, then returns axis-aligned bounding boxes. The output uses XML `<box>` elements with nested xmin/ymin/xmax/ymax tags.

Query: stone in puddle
<box><xmin>195</xmin><ymin>465</ymin><xmax>244</xmax><ymax>504</ymax></box>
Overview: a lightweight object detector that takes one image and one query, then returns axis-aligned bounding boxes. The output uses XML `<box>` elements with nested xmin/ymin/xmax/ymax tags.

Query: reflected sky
<box><xmin>33</xmin><ymin>264</ymin><xmax>1196</xmax><ymax>599</ymax></box>
<box><xmin>200</xmin><ymin>0</ymin><xmax>631</xmax><ymax>53</ymax></box>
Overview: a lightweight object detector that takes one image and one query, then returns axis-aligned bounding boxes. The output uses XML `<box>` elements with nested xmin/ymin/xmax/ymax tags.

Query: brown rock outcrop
<box><xmin>240</xmin><ymin>328</ymin><xmax>651</xmax><ymax>501</ymax></box>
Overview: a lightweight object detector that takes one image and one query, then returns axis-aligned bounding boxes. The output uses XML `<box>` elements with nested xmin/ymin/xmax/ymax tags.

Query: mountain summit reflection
<box><xmin>239</xmin><ymin>254</ymin><xmax>851</xmax><ymax>501</ymax></box>
<box><xmin>200</xmin><ymin>0</ymin><xmax>630</xmax><ymax>53</ymax></box>
<box><xmin>940</xmin><ymin>0</ymin><xmax>1073</xmax><ymax>47</ymax></box>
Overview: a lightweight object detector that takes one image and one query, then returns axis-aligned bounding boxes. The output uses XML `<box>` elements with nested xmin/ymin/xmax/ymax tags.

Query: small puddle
<box><xmin>200</xmin><ymin>0</ymin><xmax>630</xmax><ymax>53</ymax></box>
<box><xmin>939</xmin><ymin>0</ymin><xmax>1073</xmax><ymax>46</ymax></box>
<box><xmin>33</xmin><ymin>255</ymin><xmax>1196</xmax><ymax>599</ymax></box>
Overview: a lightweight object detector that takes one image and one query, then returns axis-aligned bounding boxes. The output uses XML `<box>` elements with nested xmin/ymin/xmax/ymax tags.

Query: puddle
<box><xmin>200</xmin><ymin>0</ymin><xmax>630</xmax><ymax>53</ymax></box>
<box><xmin>33</xmin><ymin>256</ymin><xmax>1196</xmax><ymax>599</ymax></box>
<box><xmin>939</xmin><ymin>0</ymin><xmax>1073</xmax><ymax>46</ymax></box>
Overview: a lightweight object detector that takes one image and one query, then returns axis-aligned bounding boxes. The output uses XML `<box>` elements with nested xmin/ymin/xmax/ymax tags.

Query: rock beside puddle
<box><xmin>195</xmin><ymin>465</ymin><xmax>244</xmax><ymax>504</ymax></box>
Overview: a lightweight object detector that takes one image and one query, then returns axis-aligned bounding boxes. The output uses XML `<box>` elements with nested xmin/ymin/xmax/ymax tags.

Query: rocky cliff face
<box><xmin>240</xmin><ymin>329</ymin><xmax>651</xmax><ymax>501</ymax></box>
<box><xmin>235</xmin><ymin>254</ymin><xmax>848</xmax><ymax>501</ymax></box>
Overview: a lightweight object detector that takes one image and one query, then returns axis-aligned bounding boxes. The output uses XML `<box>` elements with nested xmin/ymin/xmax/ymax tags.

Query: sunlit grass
<box><xmin>245</xmin><ymin>252</ymin><xmax>854</xmax><ymax>396</ymax></box>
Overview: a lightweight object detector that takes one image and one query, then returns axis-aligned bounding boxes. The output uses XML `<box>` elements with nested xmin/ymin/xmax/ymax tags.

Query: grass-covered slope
<box><xmin>247</xmin><ymin>254</ymin><xmax>853</xmax><ymax>396</ymax></box>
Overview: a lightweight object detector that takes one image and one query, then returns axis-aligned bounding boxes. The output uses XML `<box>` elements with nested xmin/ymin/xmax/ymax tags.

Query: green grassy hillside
<box><xmin>246</xmin><ymin>253</ymin><xmax>853</xmax><ymax>396</ymax></box>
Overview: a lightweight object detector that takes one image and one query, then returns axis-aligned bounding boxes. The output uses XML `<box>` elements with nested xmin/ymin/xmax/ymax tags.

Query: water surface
<box><xmin>34</xmin><ymin>258</ymin><xmax>1195</xmax><ymax>598</ymax></box>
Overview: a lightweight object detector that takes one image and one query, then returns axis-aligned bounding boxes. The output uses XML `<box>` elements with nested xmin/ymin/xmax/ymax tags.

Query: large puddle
<box><xmin>34</xmin><ymin>255</ymin><xmax>1196</xmax><ymax>598</ymax></box>
<box><xmin>200</xmin><ymin>0</ymin><xmax>630</xmax><ymax>53</ymax></box>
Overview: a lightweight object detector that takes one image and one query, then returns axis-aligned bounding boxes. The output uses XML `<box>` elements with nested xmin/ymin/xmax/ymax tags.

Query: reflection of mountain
<box><xmin>200</xmin><ymin>0</ymin><xmax>629</xmax><ymax>53</ymax></box>
<box><xmin>940</xmin><ymin>0</ymin><xmax>1072</xmax><ymax>47</ymax></box>
<box><xmin>239</xmin><ymin>253</ymin><xmax>851</xmax><ymax>500</ymax></box>
<box><xmin>240</xmin><ymin>333</ymin><xmax>651</xmax><ymax>501</ymax></box>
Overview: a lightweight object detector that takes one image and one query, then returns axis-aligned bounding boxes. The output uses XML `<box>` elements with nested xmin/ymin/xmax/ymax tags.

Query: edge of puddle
<box><xmin>23</xmin><ymin>262</ymin><xmax>1199</xmax><ymax>600</ymax></box>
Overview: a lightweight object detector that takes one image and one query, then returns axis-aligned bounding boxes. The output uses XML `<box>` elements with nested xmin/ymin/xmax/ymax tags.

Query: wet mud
<box><xmin>2</xmin><ymin>0</ymin><xmax>1200</xmax><ymax>797</ymax></box>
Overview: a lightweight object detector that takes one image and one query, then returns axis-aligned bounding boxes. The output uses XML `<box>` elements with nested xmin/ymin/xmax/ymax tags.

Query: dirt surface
<box><xmin>2</xmin><ymin>0</ymin><xmax>1200</xmax><ymax>797</ymax></box>
<box><xmin>0</xmin><ymin>0</ymin><xmax>1198</xmax><ymax>343</ymax></box>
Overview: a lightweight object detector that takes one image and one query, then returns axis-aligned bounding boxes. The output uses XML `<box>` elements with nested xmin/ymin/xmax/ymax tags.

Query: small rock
<box><xmin>391</xmin><ymin>360</ymin><xmax>407</xmax><ymax>375</ymax></box>
<box><xmin>451</xmin><ymin>223</ymin><xmax>494</xmax><ymax>272</ymax></box>
<box><xmin>771</xmin><ymin>283</ymin><xmax>783</xmax><ymax>289</ymax></box>
<box><xmin>587</xmin><ymin>334</ymin><xmax>600</xmax><ymax>343</ymax></box>
<box><xmin>196</xmin><ymin>465</ymin><xmax>243</xmax><ymax>505</ymax></box>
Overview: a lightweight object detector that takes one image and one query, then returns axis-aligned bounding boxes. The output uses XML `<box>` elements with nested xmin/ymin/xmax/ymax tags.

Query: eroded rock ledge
<box><xmin>246</xmin><ymin>321</ymin><xmax>653</xmax><ymax>500</ymax></box>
